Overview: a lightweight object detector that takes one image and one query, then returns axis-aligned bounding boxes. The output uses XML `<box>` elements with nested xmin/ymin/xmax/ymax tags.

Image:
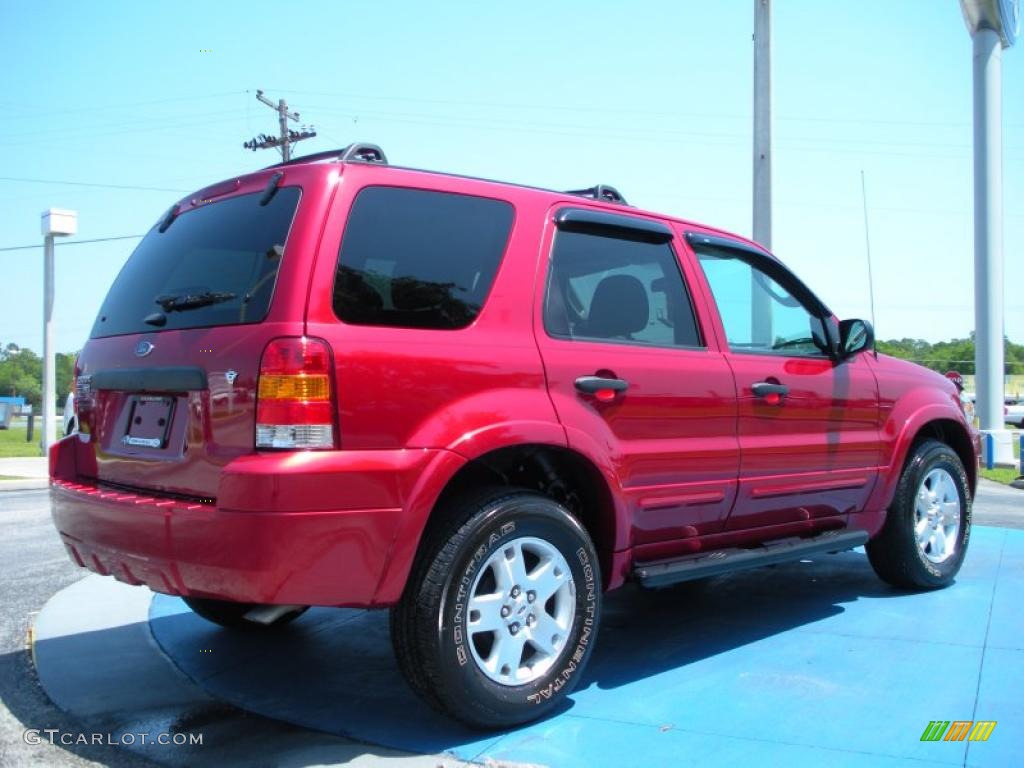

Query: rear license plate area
<box><xmin>122</xmin><ymin>396</ymin><xmax>175</xmax><ymax>449</ymax></box>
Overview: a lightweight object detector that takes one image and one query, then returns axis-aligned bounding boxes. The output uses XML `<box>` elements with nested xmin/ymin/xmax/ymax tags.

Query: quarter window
<box><xmin>544</xmin><ymin>230</ymin><xmax>702</xmax><ymax>348</ymax></box>
<box><xmin>333</xmin><ymin>187</ymin><xmax>514</xmax><ymax>330</ymax></box>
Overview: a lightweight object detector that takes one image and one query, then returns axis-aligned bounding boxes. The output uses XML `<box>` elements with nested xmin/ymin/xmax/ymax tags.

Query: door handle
<box><xmin>752</xmin><ymin>381</ymin><xmax>789</xmax><ymax>402</ymax></box>
<box><xmin>575</xmin><ymin>376</ymin><xmax>629</xmax><ymax>402</ymax></box>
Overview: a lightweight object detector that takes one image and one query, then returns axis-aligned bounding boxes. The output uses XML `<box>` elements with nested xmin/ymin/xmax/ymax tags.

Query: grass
<box><xmin>980</xmin><ymin>467</ymin><xmax>1021</xmax><ymax>485</ymax></box>
<box><xmin>0</xmin><ymin>475</ymin><xmax>27</xmax><ymax>480</ymax></box>
<box><xmin>0</xmin><ymin>426</ymin><xmax>42</xmax><ymax>458</ymax></box>
<box><xmin>0</xmin><ymin>416</ymin><xmax>70</xmax><ymax>458</ymax></box>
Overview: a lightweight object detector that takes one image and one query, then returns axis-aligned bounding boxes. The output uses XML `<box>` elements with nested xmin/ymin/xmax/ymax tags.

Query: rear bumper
<box><xmin>49</xmin><ymin>437</ymin><xmax>455</xmax><ymax>607</ymax></box>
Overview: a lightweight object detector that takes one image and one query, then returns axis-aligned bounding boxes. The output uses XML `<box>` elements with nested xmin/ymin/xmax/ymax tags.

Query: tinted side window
<box><xmin>333</xmin><ymin>187</ymin><xmax>514</xmax><ymax>330</ymax></box>
<box><xmin>544</xmin><ymin>230</ymin><xmax>702</xmax><ymax>348</ymax></box>
<box><xmin>697</xmin><ymin>250</ymin><xmax>829</xmax><ymax>357</ymax></box>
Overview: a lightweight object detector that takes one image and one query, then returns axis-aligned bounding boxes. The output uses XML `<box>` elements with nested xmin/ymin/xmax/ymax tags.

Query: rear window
<box><xmin>90</xmin><ymin>188</ymin><xmax>300</xmax><ymax>338</ymax></box>
<box><xmin>333</xmin><ymin>186</ymin><xmax>514</xmax><ymax>330</ymax></box>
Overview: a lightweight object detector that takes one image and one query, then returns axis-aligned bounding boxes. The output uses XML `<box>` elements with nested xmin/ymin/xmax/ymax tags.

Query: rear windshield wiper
<box><xmin>153</xmin><ymin>290</ymin><xmax>237</xmax><ymax>313</ymax></box>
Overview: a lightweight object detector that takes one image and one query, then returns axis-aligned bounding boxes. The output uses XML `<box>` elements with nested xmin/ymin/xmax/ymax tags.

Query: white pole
<box><xmin>752</xmin><ymin>0</ymin><xmax>773</xmax><ymax>346</ymax></box>
<box><xmin>42</xmin><ymin>233</ymin><xmax>56</xmax><ymax>454</ymax></box>
<box><xmin>753</xmin><ymin>0</ymin><xmax>772</xmax><ymax>249</ymax></box>
<box><xmin>972</xmin><ymin>26</ymin><xmax>1013</xmax><ymax>463</ymax></box>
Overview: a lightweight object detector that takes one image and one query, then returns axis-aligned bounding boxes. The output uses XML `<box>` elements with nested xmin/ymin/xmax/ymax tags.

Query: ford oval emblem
<box><xmin>135</xmin><ymin>341</ymin><xmax>154</xmax><ymax>357</ymax></box>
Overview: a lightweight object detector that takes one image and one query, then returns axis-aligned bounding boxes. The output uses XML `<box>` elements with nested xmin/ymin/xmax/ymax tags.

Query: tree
<box><xmin>876</xmin><ymin>336</ymin><xmax>1024</xmax><ymax>376</ymax></box>
<box><xmin>0</xmin><ymin>346</ymin><xmax>42</xmax><ymax>407</ymax></box>
<box><xmin>0</xmin><ymin>343</ymin><xmax>79</xmax><ymax>409</ymax></box>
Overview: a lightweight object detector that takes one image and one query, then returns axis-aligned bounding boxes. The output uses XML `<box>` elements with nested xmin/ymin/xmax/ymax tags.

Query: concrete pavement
<box><xmin>0</xmin><ymin>457</ymin><xmax>48</xmax><ymax>492</ymax></box>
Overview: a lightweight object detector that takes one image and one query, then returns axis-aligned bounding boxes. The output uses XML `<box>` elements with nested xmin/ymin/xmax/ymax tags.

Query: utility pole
<box><xmin>959</xmin><ymin>0</ymin><xmax>1019</xmax><ymax>465</ymax></box>
<box><xmin>243</xmin><ymin>89</ymin><xmax>317</xmax><ymax>162</ymax></box>
<box><xmin>751</xmin><ymin>0</ymin><xmax>773</xmax><ymax>346</ymax></box>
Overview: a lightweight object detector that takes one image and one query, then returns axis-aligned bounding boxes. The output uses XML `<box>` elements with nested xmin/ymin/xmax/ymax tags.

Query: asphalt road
<box><xmin>0</xmin><ymin>490</ymin><xmax>157</xmax><ymax>768</ymax></box>
<box><xmin>0</xmin><ymin>481</ymin><xmax>1019</xmax><ymax>767</ymax></box>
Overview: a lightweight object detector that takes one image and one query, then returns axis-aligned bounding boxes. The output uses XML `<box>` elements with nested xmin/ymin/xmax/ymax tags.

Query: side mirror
<box><xmin>838</xmin><ymin>319</ymin><xmax>874</xmax><ymax>359</ymax></box>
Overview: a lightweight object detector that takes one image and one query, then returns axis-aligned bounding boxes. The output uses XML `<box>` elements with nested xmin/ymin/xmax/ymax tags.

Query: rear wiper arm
<box><xmin>154</xmin><ymin>290</ymin><xmax>237</xmax><ymax>312</ymax></box>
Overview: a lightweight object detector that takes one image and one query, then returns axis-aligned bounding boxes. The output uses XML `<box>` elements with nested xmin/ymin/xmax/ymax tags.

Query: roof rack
<box><xmin>565</xmin><ymin>184</ymin><xmax>628</xmax><ymax>205</ymax></box>
<box><xmin>264</xmin><ymin>143</ymin><xmax>388</xmax><ymax>169</ymax></box>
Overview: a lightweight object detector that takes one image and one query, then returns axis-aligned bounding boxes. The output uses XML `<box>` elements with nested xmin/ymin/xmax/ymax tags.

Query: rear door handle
<box><xmin>752</xmin><ymin>381</ymin><xmax>789</xmax><ymax>400</ymax></box>
<box><xmin>575</xmin><ymin>376</ymin><xmax>629</xmax><ymax>401</ymax></box>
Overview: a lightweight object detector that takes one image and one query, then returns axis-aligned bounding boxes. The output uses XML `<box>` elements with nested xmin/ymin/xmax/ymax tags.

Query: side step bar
<box><xmin>634</xmin><ymin>529</ymin><xmax>869</xmax><ymax>589</ymax></box>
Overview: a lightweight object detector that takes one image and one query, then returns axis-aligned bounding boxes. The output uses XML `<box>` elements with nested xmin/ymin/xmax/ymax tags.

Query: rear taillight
<box><xmin>256</xmin><ymin>337</ymin><xmax>337</xmax><ymax>450</ymax></box>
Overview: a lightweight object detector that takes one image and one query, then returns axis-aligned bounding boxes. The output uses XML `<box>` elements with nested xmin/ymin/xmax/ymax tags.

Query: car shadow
<box><xmin>137</xmin><ymin>548</ymin><xmax>918</xmax><ymax>758</ymax></box>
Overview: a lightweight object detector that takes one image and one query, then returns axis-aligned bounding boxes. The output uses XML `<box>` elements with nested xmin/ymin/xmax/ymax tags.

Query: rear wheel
<box><xmin>866</xmin><ymin>439</ymin><xmax>971</xmax><ymax>589</ymax></box>
<box><xmin>390</xmin><ymin>487</ymin><xmax>601</xmax><ymax>729</ymax></box>
<box><xmin>183</xmin><ymin>597</ymin><xmax>307</xmax><ymax>629</ymax></box>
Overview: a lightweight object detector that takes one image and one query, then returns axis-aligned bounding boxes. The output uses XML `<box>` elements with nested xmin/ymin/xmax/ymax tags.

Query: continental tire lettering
<box><xmin>451</xmin><ymin>521</ymin><xmax>516</xmax><ymax>667</ymax></box>
<box><xmin>527</xmin><ymin>546</ymin><xmax>598</xmax><ymax>705</ymax></box>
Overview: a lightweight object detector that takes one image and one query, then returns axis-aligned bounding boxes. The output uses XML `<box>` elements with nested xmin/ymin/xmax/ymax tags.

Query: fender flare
<box><xmin>371</xmin><ymin>420</ymin><xmax>573</xmax><ymax>605</ymax></box>
<box><xmin>865</xmin><ymin>401</ymin><xmax>975</xmax><ymax>517</ymax></box>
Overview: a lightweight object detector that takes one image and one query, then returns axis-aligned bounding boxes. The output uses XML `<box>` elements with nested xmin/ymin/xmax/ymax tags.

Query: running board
<box><xmin>634</xmin><ymin>529</ymin><xmax>869</xmax><ymax>589</ymax></box>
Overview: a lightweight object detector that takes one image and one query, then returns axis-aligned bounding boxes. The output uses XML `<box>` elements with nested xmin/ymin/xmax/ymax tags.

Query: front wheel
<box><xmin>866</xmin><ymin>439</ymin><xmax>971</xmax><ymax>589</ymax></box>
<box><xmin>390</xmin><ymin>488</ymin><xmax>601</xmax><ymax>729</ymax></box>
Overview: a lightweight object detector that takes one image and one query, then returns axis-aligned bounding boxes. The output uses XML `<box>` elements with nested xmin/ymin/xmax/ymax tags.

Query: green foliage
<box><xmin>0</xmin><ymin>343</ymin><xmax>79</xmax><ymax>410</ymax></box>
<box><xmin>876</xmin><ymin>335</ymin><xmax>1024</xmax><ymax>376</ymax></box>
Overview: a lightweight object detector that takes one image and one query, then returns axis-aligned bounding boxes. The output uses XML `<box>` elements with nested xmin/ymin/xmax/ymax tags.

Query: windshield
<box><xmin>90</xmin><ymin>188</ymin><xmax>300</xmax><ymax>338</ymax></box>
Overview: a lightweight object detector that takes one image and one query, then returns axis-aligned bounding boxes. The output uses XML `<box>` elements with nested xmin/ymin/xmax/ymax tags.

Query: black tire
<box><xmin>866</xmin><ymin>439</ymin><xmax>971</xmax><ymax>589</ymax></box>
<box><xmin>390</xmin><ymin>487</ymin><xmax>601</xmax><ymax>730</ymax></box>
<box><xmin>183</xmin><ymin>597</ymin><xmax>307</xmax><ymax>629</ymax></box>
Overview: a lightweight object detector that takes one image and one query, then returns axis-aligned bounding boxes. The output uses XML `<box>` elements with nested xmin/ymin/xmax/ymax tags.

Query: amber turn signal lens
<box><xmin>257</xmin><ymin>374</ymin><xmax>330</xmax><ymax>401</ymax></box>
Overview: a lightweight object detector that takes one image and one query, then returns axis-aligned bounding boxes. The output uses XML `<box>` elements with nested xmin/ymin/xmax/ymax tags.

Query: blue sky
<box><xmin>1</xmin><ymin>0</ymin><xmax>1021</xmax><ymax>353</ymax></box>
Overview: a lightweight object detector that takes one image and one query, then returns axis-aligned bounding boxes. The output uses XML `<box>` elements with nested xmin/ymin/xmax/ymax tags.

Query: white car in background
<box><xmin>62</xmin><ymin>391</ymin><xmax>77</xmax><ymax>435</ymax></box>
<box><xmin>1006</xmin><ymin>401</ymin><xmax>1024</xmax><ymax>428</ymax></box>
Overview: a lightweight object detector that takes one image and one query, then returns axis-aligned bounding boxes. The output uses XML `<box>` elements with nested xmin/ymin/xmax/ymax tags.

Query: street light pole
<box><xmin>959</xmin><ymin>0</ymin><xmax>1019</xmax><ymax>465</ymax></box>
<box><xmin>972</xmin><ymin>26</ymin><xmax>1008</xmax><ymax>458</ymax></box>
<box><xmin>43</xmin><ymin>232</ymin><xmax>55</xmax><ymax>452</ymax></box>
<box><xmin>40</xmin><ymin>209</ymin><xmax>77</xmax><ymax>456</ymax></box>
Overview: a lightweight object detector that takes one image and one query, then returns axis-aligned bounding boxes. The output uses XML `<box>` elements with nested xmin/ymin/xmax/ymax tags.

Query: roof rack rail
<box><xmin>565</xmin><ymin>184</ymin><xmax>628</xmax><ymax>205</ymax></box>
<box><xmin>264</xmin><ymin>143</ymin><xmax>388</xmax><ymax>169</ymax></box>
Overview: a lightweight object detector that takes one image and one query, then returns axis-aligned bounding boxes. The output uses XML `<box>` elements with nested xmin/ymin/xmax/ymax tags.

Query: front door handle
<box><xmin>752</xmin><ymin>381</ymin><xmax>789</xmax><ymax>402</ymax></box>
<box><xmin>575</xmin><ymin>375</ymin><xmax>629</xmax><ymax>402</ymax></box>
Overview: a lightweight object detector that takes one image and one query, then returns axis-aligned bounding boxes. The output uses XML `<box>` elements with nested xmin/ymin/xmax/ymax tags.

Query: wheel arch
<box><xmin>375</xmin><ymin>442</ymin><xmax>622</xmax><ymax>604</ymax></box>
<box><xmin>867</xmin><ymin>408</ymin><xmax>978</xmax><ymax>525</ymax></box>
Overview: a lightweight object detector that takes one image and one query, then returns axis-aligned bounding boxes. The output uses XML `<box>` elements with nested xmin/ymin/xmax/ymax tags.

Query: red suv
<box><xmin>51</xmin><ymin>144</ymin><xmax>977</xmax><ymax>729</ymax></box>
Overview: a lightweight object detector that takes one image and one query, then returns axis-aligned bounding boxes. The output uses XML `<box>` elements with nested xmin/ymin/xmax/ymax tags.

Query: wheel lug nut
<box><xmin>526</xmin><ymin>614</ymin><xmax>536</xmax><ymax>626</ymax></box>
<box><xmin>510</xmin><ymin>586</ymin><xmax>521</xmax><ymax>598</ymax></box>
<box><xmin>527</xmin><ymin>591</ymin><xmax>535</xmax><ymax>603</ymax></box>
<box><xmin>500</xmin><ymin>606</ymin><xmax>511</xmax><ymax>618</ymax></box>
<box><xmin>509</xmin><ymin>622</ymin><xmax>520</xmax><ymax>635</ymax></box>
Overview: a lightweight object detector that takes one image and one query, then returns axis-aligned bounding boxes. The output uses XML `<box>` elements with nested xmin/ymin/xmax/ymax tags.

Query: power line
<box><xmin>267</xmin><ymin>86</ymin><xmax>1024</xmax><ymax>130</ymax></box>
<box><xmin>0</xmin><ymin>112</ymin><xmax>250</xmax><ymax>149</ymax></box>
<box><xmin>0</xmin><ymin>235</ymin><xmax>143</xmax><ymax>253</ymax></box>
<box><xmin>0</xmin><ymin>176</ymin><xmax>189</xmax><ymax>193</ymax></box>
<box><xmin>10</xmin><ymin>91</ymin><xmax>248</xmax><ymax>120</ymax></box>
<box><xmin>302</xmin><ymin>107</ymin><xmax>1024</xmax><ymax>163</ymax></box>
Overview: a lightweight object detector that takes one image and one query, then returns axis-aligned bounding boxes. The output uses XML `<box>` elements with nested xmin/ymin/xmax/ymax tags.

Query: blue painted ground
<box><xmin>150</xmin><ymin>526</ymin><xmax>1023</xmax><ymax>767</ymax></box>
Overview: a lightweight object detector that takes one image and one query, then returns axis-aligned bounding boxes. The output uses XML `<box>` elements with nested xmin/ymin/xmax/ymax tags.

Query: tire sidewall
<box><xmin>437</xmin><ymin>497</ymin><xmax>601</xmax><ymax>721</ymax></box>
<box><xmin>898</xmin><ymin>443</ymin><xmax>971</xmax><ymax>584</ymax></box>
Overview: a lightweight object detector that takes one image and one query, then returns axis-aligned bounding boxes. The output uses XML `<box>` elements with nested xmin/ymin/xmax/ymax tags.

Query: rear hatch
<box><xmin>74</xmin><ymin>175</ymin><xmax>315</xmax><ymax>500</ymax></box>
